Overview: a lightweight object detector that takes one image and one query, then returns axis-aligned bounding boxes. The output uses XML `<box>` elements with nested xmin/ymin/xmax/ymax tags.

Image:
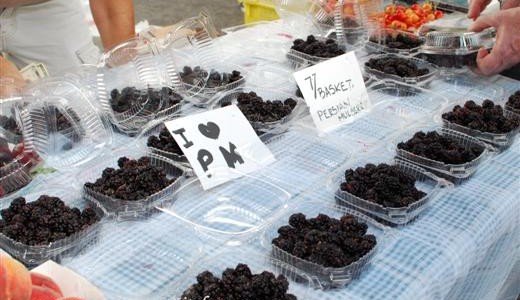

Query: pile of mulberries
<box><xmin>291</xmin><ymin>35</ymin><xmax>345</xmax><ymax>58</ymax></box>
<box><xmin>110</xmin><ymin>87</ymin><xmax>181</xmax><ymax>113</ymax></box>
<box><xmin>0</xmin><ymin>196</ymin><xmax>99</xmax><ymax>246</ymax></box>
<box><xmin>180</xmin><ymin>66</ymin><xmax>243</xmax><ymax>88</ymax></box>
<box><xmin>370</xmin><ymin>33</ymin><xmax>423</xmax><ymax>49</ymax></box>
<box><xmin>147</xmin><ymin>127</ymin><xmax>183</xmax><ymax>156</ymax></box>
<box><xmin>340</xmin><ymin>163</ymin><xmax>426</xmax><ymax>208</ymax></box>
<box><xmin>272</xmin><ymin>213</ymin><xmax>376</xmax><ymax>268</ymax></box>
<box><xmin>398</xmin><ymin>131</ymin><xmax>484</xmax><ymax>164</ymax></box>
<box><xmin>207</xmin><ymin>70</ymin><xmax>243</xmax><ymax>89</ymax></box>
<box><xmin>181</xmin><ymin>263</ymin><xmax>297</xmax><ymax>300</ymax></box>
<box><xmin>442</xmin><ymin>100</ymin><xmax>520</xmax><ymax>133</ymax></box>
<box><xmin>221</xmin><ymin>92</ymin><xmax>297</xmax><ymax>123</ymax></box>
<box><xmin>84</xmin><ymin>156</ymin><xmax>177</xmax><ymax>201</ymax></box>
<box><xmin>365</xmin><ymin>56</ymin><xmax>430</xmax><ymax>77</ymax></box>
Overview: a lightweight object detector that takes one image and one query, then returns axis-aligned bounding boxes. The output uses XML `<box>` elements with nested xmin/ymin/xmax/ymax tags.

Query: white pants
<box><xmin>0</xmin><ymin>0</ymin><xmax>100</xmax><ymax>75</ymax></box>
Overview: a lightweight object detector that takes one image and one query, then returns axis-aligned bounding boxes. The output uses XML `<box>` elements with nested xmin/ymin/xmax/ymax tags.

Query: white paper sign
<box><xmin>293</xmin><ymin>52</ymin><xmax>371</xmax><ymax>132</ymax></box>
<box><xmin>164</xmin><ymin>105</ymin><xmax>275</xmax><ymax>190</ymax></box>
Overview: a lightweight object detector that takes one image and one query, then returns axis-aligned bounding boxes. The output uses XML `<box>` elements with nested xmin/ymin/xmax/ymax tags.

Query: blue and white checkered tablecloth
<box><xmin>1</xmin><ymin>19</ymin><xmax>518</xmax><ymax>300</ymax></box>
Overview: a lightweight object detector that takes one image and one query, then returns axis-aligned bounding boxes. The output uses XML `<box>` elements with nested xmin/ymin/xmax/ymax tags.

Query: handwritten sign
<box><xmin>293</xmin><ymin>52</ymin><xmax>371</xmax><ymax>132</ymax></box>
<box><xmin>164</xmin><ymin>105</ymin><xmax>275</xmax><ymax>190</ymax></box>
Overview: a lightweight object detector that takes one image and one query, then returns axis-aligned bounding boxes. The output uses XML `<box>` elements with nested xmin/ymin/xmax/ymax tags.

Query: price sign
<box><xmin>164</xmin><ymin>105</ymin><xmax>275</xmax><ymax>190</ymax></box>
<box><xmin>293</xmin><ymin>52</ymin><xmax>371</xmax><ymax>132</ymax></box>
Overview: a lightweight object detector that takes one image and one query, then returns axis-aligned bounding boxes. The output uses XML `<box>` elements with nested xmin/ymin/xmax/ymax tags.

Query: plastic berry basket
<box><xmin>366</xmin><ymin>28</ymin><xmax>424</xmax><ymax>56</ymax></box>
<box><xmin>441</xmin><ymin>111</ymin><xmax>519</xmax><ymax>150</ymax></box>
<box><xmin>209</xmin><ymin>87</ymin><xmax>307</xmax><ymax>134</ymax></box>
<box><xmin>261</xmin><ymin>199</ymin><xmax>387</xmax><ymax>289</ymax></box>
<box><xmin>137</xmin><ymin>119</ymin><xmax>190</xmax><ymax>168</ymax></box>
<box><xmin>156</xmin><ymin>174</ymin><xmax>292</xmax><ymax>244</ymax></box>
<box><xmin>82</xmin><ymin>153</ymin><xmax>188</xmax><ymax>221</ymax></box>
<box><xmin>0</xmin><ymin>187</ymin><xmax>104</xmax><ymax>267</ymax></box>
<box><xmin>172</xmin><ymin>246</ymin><xmax>311</xmax><ymax>299</ymax></box>
<box><xmin>334</xmin><ymin>158</ymin><xmax>449</xmax><ymax>225</ymax></box>
<box><xmin>286</xmin><ymin>36</ymin><xmax>346</xmax><ymax>69</ymax></box>
<box><xmin>178</xmin><ymin>59</ymin><xmax>247</xmax><ymax>108</ymax></box>
<box><xmin>363</xmin><ymin>53</ymin><xmax>439</xmax><ymax>87</ymax></box>
<box><xmin>394</xmin><ymin>127</ymin><xmax>492</xmax><ymax>183</ymax></box>
<box><xmin>439</xmin><ymin>95</ymin><xmax>520</xmax><ymax>150</ymax></box>
<box><xmin>97</xmin><ymin>36</ymin><xmax>188</xmax><ymax>135</ymax></box>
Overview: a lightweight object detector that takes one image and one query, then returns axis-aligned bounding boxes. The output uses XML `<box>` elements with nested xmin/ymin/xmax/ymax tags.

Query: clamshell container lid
<box><xmin>418</xmin><ymin>26</ymin><xmax>495</xmax><ymax>54</ymax></box>
<box><xmin>20</xmin><ymin>77</ymin><xmax>113</xmax><ymax>168</ymax></box>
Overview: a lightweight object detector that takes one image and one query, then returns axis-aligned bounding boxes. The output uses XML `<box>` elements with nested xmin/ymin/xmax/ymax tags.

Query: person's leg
<box><xmin>5</xmin><ymin>0</ymin><xmax>100</xmax><ymax>75</ymax></box>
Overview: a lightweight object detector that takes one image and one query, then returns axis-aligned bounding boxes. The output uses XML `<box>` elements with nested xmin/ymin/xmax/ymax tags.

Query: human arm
<box><xmin>89</xmin><ymin>0</ymin><xmax>136</xmax><ymax>50</ymax></box>
<box><xmin>468</xmin><ymin>7</ymin><xmax>520</xmax><ymax>75</ymax></box>
<box><xmin>0</xmin><ymin>57</ymin><xmax>25</xmax><ymax>97</ymax></box>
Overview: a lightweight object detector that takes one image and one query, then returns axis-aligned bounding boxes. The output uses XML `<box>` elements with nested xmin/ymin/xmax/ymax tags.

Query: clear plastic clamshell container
<box><xmin>0</xmin><ymin>187</ymin><xmax>104</xmax><ymax>266</ymax></box>
<box><xmin>63</xmin><ymin>213</ymin><xmax>207</xmax><ymax>300</ymax></box>
<box><xmin>82</xmin><ymin>153</ymin><xmax>188</xmax><ymax>221</ymax></box>
<box><xmin>261</xmin><ymin>200</ymin><xmax>386</xmax><ymax>289</ymax></box>
<box><xmin>158</xmin><ymin>12</ymin><xmax>217</xmax><ymax>101</ymax></box>
<box><xmin>172</xmin><ymin>246</ymin><xmax>312</xmax><ymax>299</ymax></box>
<box><xmin>332</xmin><ymin>0</ymin><xmax>382</xmax><ymax>49</ymax></box>
<box><xmin>274</xmin><ymin>0</ymin><xmax>335</xmax><ymax>30</ymax></box>
<box><xmin>209</xmin><ymin>87</ymin><xmax>307</xmax><ymax>136</ymax></box>
<box><xmin>417</xmin><ymin>26</ymin><xmax>495</xmax><ymax>70</ymax></box>
<box><xmin>332</xmin><ymin>157</ymin><xmax>449</xmax><ymax>225</ymax></box>
<box><xmin>173</xmin><ymin>50</ymin><xmax>247</xmax><ymax>107</ymax></box>
<box><xmin>0</xmin><ymin>97</ymin><xmax>33</xmax><ymax>197</ymax></box>
<box><xmin>156</xmin><ymin>174</ymin><xmax>292</xmax><ymax>244</ymax></box>
<box><xmin>21</xmin><ymin>77</ymin><xmax>113</xmax><ymax>168</ymax></box>
<box><xmin>364</xmin><ymin>53</ymin><xmax>439</xmax><ymax>87</ymax></box>
<box><xmin>97</xmin><ymin>36</ymin><xmax>187</xmax><ymax>136</ymax></box>
<box><xmin>439</xmin><ymin>92</ymin><xmax>520</xmax><ymax>150</ymax></box>
<box><xmin>366</xmin><ymin>28</ymin><xmax>424</xmax><ymax>56</ymax></box>
<box><xmin>286</xmin><ymin>35</ymin><xmax>346</xmax><ymax>69</ymax></box>
<box><xmin>394</xmin><ymin>127</ymin><xmax>492</xmax><ymax>183</ymax></box>
<box><xmin>136</xmin><ymin>118</ymin><xmax>190</xmax><ymax>168</ymax></box>
<box><xmin>504</xmin><ymin>90</ymin><xmax>520</xmax><ymax>116</ymax></box>
<box><xmin>367</xmin><ymin>81</ymin><xmax>448</xmax><ymax>116</ymax></box>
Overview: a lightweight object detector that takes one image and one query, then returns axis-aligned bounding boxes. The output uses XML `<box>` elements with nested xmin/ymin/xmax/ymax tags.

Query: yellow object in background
<box><xmin>242</xmin><ymin>0</ymin><xmax>280</xmax><ymax>24</ymax></box>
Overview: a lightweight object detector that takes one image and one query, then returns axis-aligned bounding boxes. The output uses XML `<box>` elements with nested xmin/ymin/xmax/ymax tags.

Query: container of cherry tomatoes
<box><xmin>382</xmin><ymin>2</ymin><xmax>444</xmax><ymax>32</ymax></box>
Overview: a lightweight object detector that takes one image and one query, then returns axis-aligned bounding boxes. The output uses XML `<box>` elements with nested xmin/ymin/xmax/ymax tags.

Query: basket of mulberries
<box><xmin>441</xmin><ymin>98</ymin><xmax>520</xmax><ymax>150</ymax></box>
<box><xmin>0</xmin><ymin>188</ymin><xmax>103</xmax><ymax>266</ymax></box>
<box><xmin>82</xmin><ymin>154</ymin><xmax>186</xmax><ymax>220</ymax></box>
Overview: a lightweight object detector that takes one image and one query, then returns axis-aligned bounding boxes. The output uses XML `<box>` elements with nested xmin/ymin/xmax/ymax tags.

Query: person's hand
<box><xmin>468</xmin><ymin>7</ymin><xmax>520</xmax><ymax>75</ymax></box>
<box><xmin>468</xmin><ymin>0</ymin><xmax>520</xmax><ymax>19</ymax></box>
